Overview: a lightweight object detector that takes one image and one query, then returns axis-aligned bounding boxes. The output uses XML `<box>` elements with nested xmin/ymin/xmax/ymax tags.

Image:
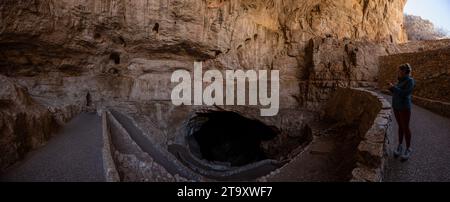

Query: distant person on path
<box><xmin>389</xmin><ymin>63</ymin><xmax>416</xmax><ymax>161</ymax></box>
<box><xmin>86</xmin><ymin>92</ymin><xmax>92</xmax><ymax>107</ymax></box>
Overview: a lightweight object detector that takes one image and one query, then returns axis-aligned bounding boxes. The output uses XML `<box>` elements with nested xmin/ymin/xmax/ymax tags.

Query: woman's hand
<box><xmin>388</xmin><ymin>82</ymin><xmax>395</xmax><ymax>88</ymax></box>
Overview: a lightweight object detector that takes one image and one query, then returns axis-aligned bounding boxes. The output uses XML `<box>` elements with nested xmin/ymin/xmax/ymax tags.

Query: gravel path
<box><xmin>383</xmin><ymin>95</ymin><xmax>450</xmax><ymax>182</ymax></box>
<box><xmin>0</xmin><ymin>113</ymin><xmax>105</xmax><ymax>182</ymax></box>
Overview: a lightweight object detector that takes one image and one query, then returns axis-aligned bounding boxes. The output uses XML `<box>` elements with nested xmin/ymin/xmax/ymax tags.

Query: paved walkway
<box><xmin>0</xmin><ymin>113</ymin><xmax>105</xmax><ymax>182</ymax></box>
<box><xmin>383</xmin><ymin>95</ymin><xmax>450</xmax><ymax>182</ymax></box>
<box><xmin>267</xmin><ymin>126</ymin><xmax>360</xmax><ymax>182</ymax></box>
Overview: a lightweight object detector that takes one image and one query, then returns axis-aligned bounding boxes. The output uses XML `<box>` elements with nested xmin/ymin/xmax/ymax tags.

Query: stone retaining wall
<box><xmin>412</xmin><ymin>96</ymin><xmax>450</xmax><ymax>118</ymax></box>
<box><xmin>102</xmin><ymin>109</ymin><xmax>189</xmax><ymax>182</ymax></box>
<box><xmin>101</xmin><ymin>110</ymin><xmax>120</xmax><ymax>182</ymax></box>
<box><xmin>324</xmin><ymin>88</ymin><xmax>392</xmax><ymax>182</ymax></box>
<box><xmin>393</xmin><ymin>39</ymin><xmax>450</xmax><ymax>54</ymax></box>
<box><xmin>379</xmin><ymin>47</ymin><xmax>450</xmax><ymax>117</ymax></box>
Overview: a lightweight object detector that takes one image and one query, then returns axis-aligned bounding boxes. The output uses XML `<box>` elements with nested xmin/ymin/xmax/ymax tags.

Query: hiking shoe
<box><xmin>401</xmin><ymin>148</ymin><xmax>413</xmax><ymax>161</ymax></box>
<box><xmin>394</xmin><ymin>144</ymin><xmax>403</xmax><ymax>158</ymax></box>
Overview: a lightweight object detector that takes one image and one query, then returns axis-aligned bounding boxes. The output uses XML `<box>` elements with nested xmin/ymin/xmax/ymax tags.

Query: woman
<box><xmin>389</xmin><ymin>63</ymin><xmax>415</xmax><ymax>161</ymax></box>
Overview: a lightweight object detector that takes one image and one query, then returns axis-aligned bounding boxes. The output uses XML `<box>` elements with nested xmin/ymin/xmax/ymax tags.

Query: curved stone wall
<box><xmin>324</xmin><ymin>88</ymin><xmax>392</xmax><ymax>182</ymax></box>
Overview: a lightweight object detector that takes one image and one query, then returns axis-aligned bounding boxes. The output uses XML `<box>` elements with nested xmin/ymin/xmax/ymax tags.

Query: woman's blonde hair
<box><xmin>400</xmin><ymin>63</ymin><xmax>412</xmax><ymax>75</ymax></box>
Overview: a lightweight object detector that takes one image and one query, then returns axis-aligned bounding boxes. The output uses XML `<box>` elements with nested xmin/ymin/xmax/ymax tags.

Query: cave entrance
<box><xmin>86</xmin><ymin>92</ymin><xmax>92</xmax><ymax>107</ymax></box>
<box><xmin>187</xmin><ymin>111</ymin><xmax>278</xmax><ymax>167</ymax></box>
<box><xmin>109</xmin><ymin>52</ymin><xmax>121</xmax><ymax>64</ymax></box>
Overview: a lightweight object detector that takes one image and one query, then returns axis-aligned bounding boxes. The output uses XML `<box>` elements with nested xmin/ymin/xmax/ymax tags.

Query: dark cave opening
<box><xmin>94</xmin><ymin>33</ymin><xmax>101</xmax><ymax>40</ymax></box>
<box><xmin>86</xmin><ymin>92</ymin><xmax>92</xmax><ymax>107</ymax></box>
<box><xmin>188</xmin><ymin>111</ymin><xmax>279</xmax><ymax>167</ymax></box>
<box><xmin>109</xmin><ymin>52</ymin><xmax>121</xmax><ymax>64</ymax></box>
<box><xmin>153</xmin><ymin>23</ymin><xmax>160</xmax><ymax>33</ymax></box>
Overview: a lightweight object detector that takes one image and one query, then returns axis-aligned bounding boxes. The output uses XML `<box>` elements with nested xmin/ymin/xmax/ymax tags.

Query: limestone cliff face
<box><xmin>0</xmin><ymin>0</ymin><xmax>407</xmax><ymax>108</ymax></box>
<box><xmin>0</xmin><ymin>0</ymin><xmax>407</xmax><ymax>67</ymax></box>
<box><xmin>0</xmin><ymin>0</ymin><xmax>407</xmax><ymax>169</ymax></box>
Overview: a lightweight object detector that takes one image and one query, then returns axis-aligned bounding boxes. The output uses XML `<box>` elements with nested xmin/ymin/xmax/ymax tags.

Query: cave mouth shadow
<box><xmin>186</xmin><ymin>110</ymin><xmax>279</xmax><ymax>167</ymax></box>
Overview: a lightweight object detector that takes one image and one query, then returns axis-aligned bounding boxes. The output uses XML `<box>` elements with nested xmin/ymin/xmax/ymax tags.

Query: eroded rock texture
<box><xmin>0</xmin><ymin>75</ymin><xmax>59</xmax><ymax>172</ymax></box>
<box><xmin>0</xmin><ymin>0</ymin><xmax>408</xmax><ymax>170</ymax></box>
<box><xmin>1</xmin><ymin>0</ymin><xmax>407</xmax><ymax>105</ymax></box>
<box><xmin>404</xmin><ymin>14</ymin><xmax>448</xmax><ymax>41</ymax></box>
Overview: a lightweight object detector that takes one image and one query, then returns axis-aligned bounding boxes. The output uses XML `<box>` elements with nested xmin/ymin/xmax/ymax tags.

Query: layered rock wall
<box><xmin>304</xmin><ymin>37</ymin><xmax>391</xmax><ymax>108</ymax></box>
<box><xmin>1</xmin><ymin>0</ymin><xmax>407</xmax><ymax>108</ymax></box>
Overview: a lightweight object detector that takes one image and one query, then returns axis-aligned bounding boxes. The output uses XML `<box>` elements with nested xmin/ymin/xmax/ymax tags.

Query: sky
<box><xmin>404</xmin><ymin>0</ymin><xmax>450</xmax><ymax>33</ymax></box>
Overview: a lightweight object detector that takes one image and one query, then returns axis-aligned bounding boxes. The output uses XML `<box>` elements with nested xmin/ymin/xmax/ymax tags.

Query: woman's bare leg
<box><xmin>402</xmin><ymin>110</ymin><xmax>412</xmax><ymax>149</ymax></box>
<box><xmin>394</xmin><ymin>110</ymin><xmax>405</xmax><ymax>145</ymax></box>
